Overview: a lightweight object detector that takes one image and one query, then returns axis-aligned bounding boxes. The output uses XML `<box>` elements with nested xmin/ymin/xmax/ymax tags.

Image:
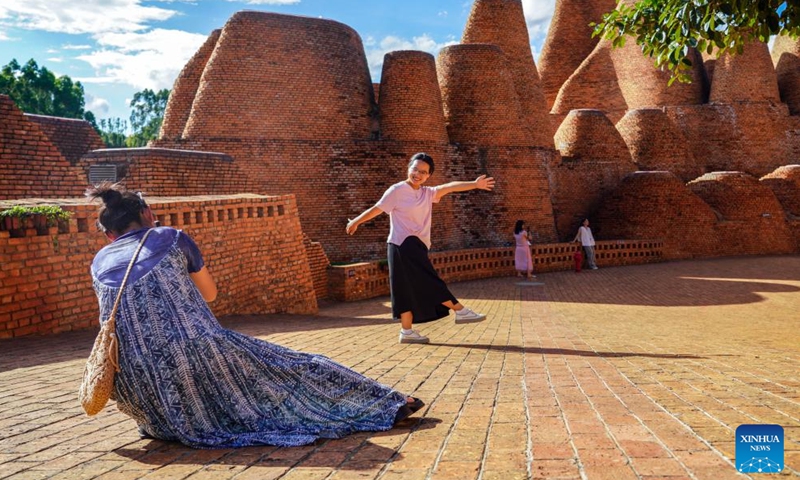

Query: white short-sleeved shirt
<box><xmin>375</xmin><ymin>181</ymin><xmax>441</xmax><ymax>248</ymax></box>
<box><xmin>576</xmin><ymin>226</ymin><xmax>596</xmax><ymax>246</ymax></box>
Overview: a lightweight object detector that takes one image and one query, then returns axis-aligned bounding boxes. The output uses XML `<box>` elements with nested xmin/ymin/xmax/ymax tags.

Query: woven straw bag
<box><xmin>79</xmin><ymin>229</ymin><xmax>152</xmax><ymax>416</ymax></box>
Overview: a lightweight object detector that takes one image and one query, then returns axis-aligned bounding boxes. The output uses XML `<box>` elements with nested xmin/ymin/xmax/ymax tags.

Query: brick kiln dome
<box><xmin>462</xmin><ymin>0</ymin><xmax>553</xmax><ymax>148</ymax></box>
<box><xmin>437</xmin><ymin>44</ymin><xmax>531</xmax><ymax>146</ymax></box>
<box><xmin>538</xmin><ymin>0</ymin><xmax>616</xmax><ymax>110</ymax></box>
<box><xmin>160</xmin><ymin>29</ymin><xmax>221</xmax><ymax>141</ymax></box>
<box><xmin>616</xmin><ymin>108</ymin><xmax>702</xmax><ymax>182</ymax></box>
<box><xmin>378</xmin><ymin>51</ymin><xmax>448</xmax><ymax>143</ymax></box>
<box><xmin>761</xmin><ymin>165</ymin><xmax>800</xmax><ymax>217</ymax></box>
<box><xmin>596</xmin><ymin>171</ymin><xmax>719</xmax><ymax>259</ymax></box>
<box><xmin>771</xmin><ymin>35</ymin><xmax>800</xmax><ymax>114</ymax></box>
<box><xmin>180</xmin><ymin>11</ymin><xmax>376</xmax><ymax>141</ymax></box>
<box><xmin>554</xmin><ymin>109</ymin><xmax>631</xmax><ymax>164</ymax></box>
<box><xmin>710</xmin><ymin>40</ymin><xmax>780</xmax><ymax>104</ymax></box>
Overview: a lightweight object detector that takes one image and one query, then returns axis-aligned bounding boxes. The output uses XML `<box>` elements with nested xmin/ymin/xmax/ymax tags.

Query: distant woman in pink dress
<box><xmin>513</xmin><ymin>220</ymin><xmax>534</xmax><ymax>280</ymax></box>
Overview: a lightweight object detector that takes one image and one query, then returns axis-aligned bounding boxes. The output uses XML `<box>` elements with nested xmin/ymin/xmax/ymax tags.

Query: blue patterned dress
<box><xmin>93</xmin><ymin>229</ymin><xmax>408</xmax><ymax>448</ymax></box>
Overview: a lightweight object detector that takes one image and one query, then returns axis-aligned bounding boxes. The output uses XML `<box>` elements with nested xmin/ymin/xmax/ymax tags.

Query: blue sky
<box><xmin>0</xmin><ymin>0</ymin><xmax>556</xmax><ymax>121</ymax></box>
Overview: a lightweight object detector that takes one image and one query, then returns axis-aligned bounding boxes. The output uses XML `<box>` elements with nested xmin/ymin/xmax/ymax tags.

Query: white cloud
<box><xmin>0</xmin><ymin>0</ymin><xmax>177</xmax><ymax>35</ymax></box>
<box><xmin>365</xmin><ymin>34</ymin><xmax>458</xmax><ymax>81</ymax></box>
<box><xmin>85</xmin><ymin>93</ymin><xmax>110</xmax><ymax>116</ymax></box>
<box><xmin>76</xmin><ymin>28</ymin><xmax>207</xmax><ymax>91</ymax></box>
<box><xmin>225</xmin><ymin>0</ymin><xmax>299</xmax><ymax>4</ymax></box>
<box><xmin>47</xmin><ymin>57</ymin><xmax>63</xmax><ymax>62</ymax></box>
<box><xmin>438</xmin><ymin>11</ymin><xmax>448</xmax><ymax>17</ymax></box>
<box><xmin>62</xmin><ymin>44</ymin><xmax>92</xmax><ymax>50</ymax></box>
<box><xmin>521</xmin><ymin>0</ymin><xmax>555</xmax><ymax>42</ymax></box>
<box><xmin>0</xmin><ymin>30</ymin><xmax>9</xmax><ymax>41</ymax></box>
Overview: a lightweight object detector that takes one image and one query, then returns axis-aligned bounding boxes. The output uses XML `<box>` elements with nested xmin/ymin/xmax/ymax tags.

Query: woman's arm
<box><xmin>346</xmin><ymin>205</ymin><xmax>384</xmax><ymax>235</ymax></box>
<box><xmin>434</xmin><ymin>175</ymin><xmax>495</xmax><ymax>202</ymax></box>
<box><xmin>190</xmin><ymin>266</ymin><xmax>218</xmax><ymax>302</ymax></box>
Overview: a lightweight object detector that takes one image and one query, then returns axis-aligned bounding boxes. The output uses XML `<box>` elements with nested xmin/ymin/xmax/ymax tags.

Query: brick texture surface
<box><xmin>462</xmin><ymin>0</ymin><xmax>553</xmax><ymax>148</ymax></box>
<box><xmin>0</xmin><ymin>95</ymin><xmax>87</xmax><ymax>200</ymax></box>
<box><xmin>378</xmin><ymin>51</ymin><xmax>448</xmax><ymax>143</ymax></box>
<box><xmin>25</xmin><ymin>114</ymin><xmax>105</xmax><ymax>164</ymax></box>
<box><xmin>538</xmin><ymin>0</ymin><xmax>616</xmax><ymax>110</ymax></box>
<box><xmin>1</xmin><ymin>257</ymin><xmax>798</xmax><ymax>479</ymax></box>
<box><xmin>552</xmin><ymin>109</ymin><xmax>636</xmax><ymax>240</ymax></box>
<box><xmin>0</xmin><ymin>195</ymin><xmax>317</xmax><ymax>338</ymax></box>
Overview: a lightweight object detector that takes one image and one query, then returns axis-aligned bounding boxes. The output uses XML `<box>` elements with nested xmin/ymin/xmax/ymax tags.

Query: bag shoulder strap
<box><xmin>107</xmin><ymin>228</ymin><xmax>154</xmax><ymax>324</ymax></box>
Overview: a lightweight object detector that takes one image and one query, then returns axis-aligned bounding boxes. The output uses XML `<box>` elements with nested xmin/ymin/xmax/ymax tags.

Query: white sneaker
<box><xmin>455</xmin><ymin>307</ymin><xmax>486</xmax><ymax>324</ymax></box>
<box><xmin>591</xmin><ymin>266</ymin><xmax>599</xmax><ymax>270</ymax></box>
<box><xmin>399</xmin><ymin>330</ymin><xmax>429</xmax><ymax>344</ymax></box>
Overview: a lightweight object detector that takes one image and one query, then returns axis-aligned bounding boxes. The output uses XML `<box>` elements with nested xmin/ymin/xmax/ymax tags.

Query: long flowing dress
<box><xmin>514</xmin><ymin>231</ymin><xmax>533</xmax><ymax>273</ymax></box>
<box><xmin>93</xmin><ymin>228</ymin><xmax>407</xmax><ymax>448</ymax></box>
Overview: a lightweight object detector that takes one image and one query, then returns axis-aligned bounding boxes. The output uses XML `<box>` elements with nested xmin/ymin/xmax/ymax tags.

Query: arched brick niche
<box><xmin>378</xmin><ymin>50</ymin><xmax>448</xmax><ymax>143</ymax></box>
<box><xmin>596</xmin><ymin>171</ymin><xmax>719</xmax><ymax>259</ymax></box>
<box><xmin>538</xmin><ymin>0</ymin><xmax>616</xmax><ymax>110</ymax></box>
<box><xmin>710</xmin><ymin>40</ymin><xmax>780</xmax><ymax>104</ymax></box>
<box><xmin>160</xmin><ymin>29</ymin><xmax>221</xmax><ymax>141</ymax></box>
<box><xmin>688</xmin><ymin>171</ymin><xmax>794</xmax><ymax>255</ymax></box>
<box><xmin>462</xmin><ymin>0</ymin><xmax>553</xmax><ymax>148</ymax></box>
<box><xmin>772</xmin><ymin>35</ymin><xmax>800</xmax><ymax>115</ymax></box>
<box><xmin>616</xmin><ymin>108</ymin><xmax>702</xmax><ymax>182</ymax></box>
<box><xmin>551</xmin><ymin>109</ymin><xmax>635</xmax><ymax>239</ymax></box>
<box><xmin>437</xmin><ymin>44</ymin><xmax>531</xmax><ymax>146</ymax></box>
<box><xmin>182</xmin><ymin>11</ymin><xmax>375</xmax><ymax>141</ymax></box>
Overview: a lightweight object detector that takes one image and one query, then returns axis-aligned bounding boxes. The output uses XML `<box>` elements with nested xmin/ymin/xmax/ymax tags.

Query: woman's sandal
<box><xmin>394</xmin><ymin>397</ymin><xmax>425</xmax><ymax>424</ymax></box>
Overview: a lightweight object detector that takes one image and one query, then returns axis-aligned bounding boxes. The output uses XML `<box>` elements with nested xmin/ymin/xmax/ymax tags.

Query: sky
<box><xmin>0</xmin><ymin>0</ymin><xmax>556</xmax><ymax>122</ymax></box>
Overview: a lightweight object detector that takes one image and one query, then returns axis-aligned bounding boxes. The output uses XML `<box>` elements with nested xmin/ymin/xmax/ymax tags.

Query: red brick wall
<box><xmin>77</xmin><ymin>148</ymin><xmax>258</xmax><ymax>195</ymax></box>
<box><xmin>710</xmin><ymin>40</ymin><xmax>779</xmax><ymax>104</ymax></box>
<box><xmin>614</xmin><ymin>42</ymin><xmax>707</xmax><ymax>109</ymax></box>
<box><xmin>538</xmin><ymin>0</ymin><xmax>616</xmax><ymax>110</ymax></box>
<box><xmin>616</xmin><ymin>108</ymin><xmax>703</xmax><ymax>182</ymax></box>
<box><xmin>551</xmin><ymin>41</ymin><xmax>628</xmax><ymax>124</ymax></box>
<box><xmin>0</xmin><ymin>195</ymin><xmax>317</xmax><ymax>339</ymax></box>
<box><xmin>26</xmin><ymin>114</ymin><xmax>105</xmax><ymax>163</ymax></box>
<box><xmin>551</xmin><ymin>109</ymin><xmax>636</xmax><ymax>240</ymax></box>
<box><xmin>664</xmin><ymin>103</ymin><xmax>795</xmax><ymax>178</ymax></box>
<box><xmin>378</xmin><ymin>51</ymin><xmax>448</xmax><ymax>143</ymax></box>
<box><xmin>596</xmin><ymin>171</ymin><xmax>720</xmax><ymax>259</ymax></box>
<box><xmin>303</xmin><ymin>234</ymin><xmax>330</xmax><ymax>301</ymax></box>
<box><xmin>687</xmin><ymin>172</ymin><xmax>795</xmax><ymax>255</ymax></box>
<box><xmin>328</xmin><ymin>239</ymin><xmax>664</xmax><ymax>302</ymax></box>
<box><xmin>160</xmin><ymin>29</ymin><xmax>221</xmax><ymax>140</ymax></box>
<box><xmin>437</xmin><ymin>44</ymin><xmax>531</xmax><ymax>146</ymax></box>
<box><xmin>181</xmin><ymin>12</ymin><xmax>376</xmax><ymax>141</ymax></box>
<box><xmin>462</xmin><ymin>0</ymin><xmax>553</xmax><ymax>148</ymax></box>
<box><xmin>150</xmin><ymin>138</ymin><xmax>559</xmax><ymax>261</ymax></box>
<box><xmin>0</xmin><ymin>95</ymin><xmax>87</xmax><ymax>200</ymax></box>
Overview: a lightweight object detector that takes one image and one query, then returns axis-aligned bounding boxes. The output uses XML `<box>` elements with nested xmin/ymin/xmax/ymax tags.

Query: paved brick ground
<box><xmin>1</xmin><ymin>256</ymin><xmax>799</xmax><ymax>479</ymax></box>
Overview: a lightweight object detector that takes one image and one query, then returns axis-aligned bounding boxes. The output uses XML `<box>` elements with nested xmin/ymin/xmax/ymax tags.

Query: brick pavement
<box><xmin>1</xmin><ymin>256</ymin><xmax>799</xmax><ymax>479</ymax></box>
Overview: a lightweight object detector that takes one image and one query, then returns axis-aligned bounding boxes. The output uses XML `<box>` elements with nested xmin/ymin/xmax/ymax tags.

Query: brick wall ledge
<box><xmin>327</xmin><ymin>239</ymin><xmax>664</xmax><ymax>302</ymax></box>
<box><xmin>83</xmin><ymin>148</ymin><xmax>232</xmax><ymax>161</ymax></box>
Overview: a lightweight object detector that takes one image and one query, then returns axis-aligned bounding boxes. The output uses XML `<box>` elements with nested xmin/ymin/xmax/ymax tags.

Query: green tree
<box><xmin>593</xmin><ymin>0</ymin><xmax>800</xmax><ymax>84</ymax></box>
<box><xmin>0</xmin><ymin>58</ymin><xmax>91</xmax><ymax>118</ymax></box>
<box><xmin>127</xmin><ymin>88</ymin><xmax>170</xmax><ymax>147</ymax></box>
<box><xmin>98</xmin><ymin>118</ymin><xmax>129</xmax><ymax>148</ymax></box>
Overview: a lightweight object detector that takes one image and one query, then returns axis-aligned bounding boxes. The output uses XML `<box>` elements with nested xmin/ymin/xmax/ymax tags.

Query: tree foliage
<box><xmin>127</xmin><ymin>88</ymin><xmax>170</xmax><ymax>147</ymax></box>
<box><xmin>593</xmin><ymin>0</ymin><xmax>800</xmax><ymax>84</ymax></box>
<box><xmin>0</xmin><ymin>58</ymin><xmax>95</xmax><ymax>121</ymax></box>
<box><xmin>98</xmin><ymin>118</ymin><xmax>129</xmax><ymax>148</ymax></box>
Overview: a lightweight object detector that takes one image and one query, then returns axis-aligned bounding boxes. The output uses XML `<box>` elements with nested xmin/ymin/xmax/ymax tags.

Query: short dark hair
<box><xmin>514</xmin><ymin>220</ymin><xmax>524</xmax><ymax>234</ymax></box>
<box><xmin>409</xmin><ymin>152</ymin><xmax>434</xmax><ymax>175</ymax></box>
